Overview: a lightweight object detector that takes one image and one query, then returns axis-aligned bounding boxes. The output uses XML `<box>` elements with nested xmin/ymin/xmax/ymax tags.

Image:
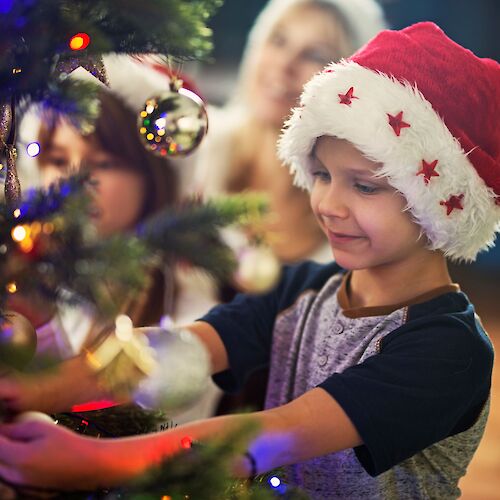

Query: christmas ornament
<box><xmin>14</xmin><ymin>411</ymin><xmax>55</xmax><ymax>424</ymax></box>
<box><xmin>0</xmin><ymin>311</ymin><xmax>37</xmax><ymax>370</ymax></box>
<box><xmin>0</xmin><ymin>102</ymin><xmax>12</xmax><ymax>149</ymax></box>
<box><xmin>138</xmin><ymin>83</ymin><xmax>208</xmax><ymax>157</ymax></box>
<box><xmin>56</xmin><ymin>55</ymin><xmax>109</xmax><ymax>86</ymax></box>
<box><xmin>86</xmin><ymin>315</ymin><xmax>156</xmax><ymax>400</ymax></box>
<box><xmin>87</xmin><ymin>315</ymin><xmax>210</xmax><ymax>412</ymax></box>
<box><xmin>4</xmin><ymin>144</ymin><xmax>21</xmax><ymax>207</ymax></box>
<box><xmin>133</xmin><ymin>320</ymin><xmax>210</xmax><ymax>411</ymax></box>
<box><xmin>234</xmin><ymin>245</ymin><xmax>281</xmax><ymax>294</ymax></box>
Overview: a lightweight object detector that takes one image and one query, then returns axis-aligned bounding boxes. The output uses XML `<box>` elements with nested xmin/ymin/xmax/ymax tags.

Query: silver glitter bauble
<box><xmin>138</xmin><ymin>88</ymin><xmax>208</xmax><ymax>157</ymax></box>
<box><xmin>133</xmin><ymin>324</ymin><xmax>210</xmax><ymax>411</ymax></box>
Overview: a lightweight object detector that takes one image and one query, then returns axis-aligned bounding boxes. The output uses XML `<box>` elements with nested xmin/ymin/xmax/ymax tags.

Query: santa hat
<box><xmin>279</xmin><ymin>22</ymin><xmax>500</xmax><ymax>262</ymax></box>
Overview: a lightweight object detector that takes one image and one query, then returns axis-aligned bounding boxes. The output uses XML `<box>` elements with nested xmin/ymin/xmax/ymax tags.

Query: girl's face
<box><xmin>40</xmin><ymin>122</ymin><xmax>147</xmax><ymax>237</ymax></box>
<box><xmin>310</xmin><ymin>136</ymin><xmax>429</xmax><ymax>272</ymax></box>
<box><xmin>249</xmin><ymin>3</ymin><xmax>348</xmax><ymax>128</ymax></box>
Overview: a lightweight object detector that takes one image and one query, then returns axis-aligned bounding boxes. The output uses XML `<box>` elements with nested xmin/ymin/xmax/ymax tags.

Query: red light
<box><xmin>69</xmin><ymin>32</ymin><xmax>90</xmax><ymax>51</ymax></box>
<box><xmin>180</xmin><ymin>436</ymin><xmax>193</xmax><ymax>449</ymax></box>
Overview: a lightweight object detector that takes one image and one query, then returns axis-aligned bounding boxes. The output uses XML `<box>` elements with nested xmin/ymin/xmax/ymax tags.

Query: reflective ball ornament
<box><xmin>0</xmin><ymin>311</ymin><xmax>37</xmax><ymax>370</ymax></box>
<box><xmin>132</xmin><ymin>324</ymin><xmax>210</xmax><ymax>412</ymax></box>
<box><xmin>234</xmin><ymin>245</ymin><xmax>281</xmax><ymax>294</ymax></box>
<box><xmin>138</xmin><ymin>87</ymin><xmax>208</xmax><ymax>157</ymax></box>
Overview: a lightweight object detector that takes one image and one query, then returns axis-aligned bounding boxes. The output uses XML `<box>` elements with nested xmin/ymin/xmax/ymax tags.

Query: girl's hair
<box><xmin>38</xmin><ymin>90</ymin><xmax>180</xmax><ymax>327</ymax></box>
<box><xmin>38</xmin><ymin>89</ymin><xmax>179</xmax><ymax>218</ymax></box>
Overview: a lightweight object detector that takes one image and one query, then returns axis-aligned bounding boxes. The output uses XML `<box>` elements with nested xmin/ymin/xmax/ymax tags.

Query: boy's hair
<box><xmin>279</xmin><ymin>22</ymin><xmax>500</xmax><ymax>262</ymax></box>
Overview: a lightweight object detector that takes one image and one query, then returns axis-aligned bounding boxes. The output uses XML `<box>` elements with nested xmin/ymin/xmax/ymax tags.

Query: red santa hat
<box><xmin>279</xmin><ymin>22</ymin><xmax>500</xmax><ymax>262</ymax></box>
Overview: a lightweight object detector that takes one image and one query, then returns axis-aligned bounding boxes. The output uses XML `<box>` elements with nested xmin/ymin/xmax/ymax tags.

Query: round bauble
<box><xmin>234</xmin><ymin>246</ymin><xmax>281</xmax><ymax>294</ymax></box>
<box><xmin>138</xmin><ymin>87</ymin><xmax>208</xmax><ymax>157</ymax></box>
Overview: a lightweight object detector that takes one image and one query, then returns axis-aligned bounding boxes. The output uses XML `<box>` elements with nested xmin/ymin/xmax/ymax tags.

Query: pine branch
<box><xmin>137</xmin><ymin>194</ymin><xmax>268</xmax><ymax>282</ymax></box>
<box><xmin>1</xmin><ymin>0</ymin><xmax>222</xmax><ymax>105</ymax></box>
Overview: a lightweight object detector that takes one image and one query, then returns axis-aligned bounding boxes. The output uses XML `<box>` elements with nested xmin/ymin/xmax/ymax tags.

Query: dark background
<box><xmin>208</xmin><ymin>0</ymin><xmax>500</xmax><ymax>62</ymax></box>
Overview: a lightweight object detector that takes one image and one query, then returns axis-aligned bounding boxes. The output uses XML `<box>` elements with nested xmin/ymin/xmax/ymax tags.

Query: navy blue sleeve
<box><xmin>199</xmin><ymin>261</ymin><xmax>340</xmax><ymax>392</ymax></box>
<box><xmin>318</xmin><ymin>302</ymin><xmax>494</xmax><ymax>476</ymax></box>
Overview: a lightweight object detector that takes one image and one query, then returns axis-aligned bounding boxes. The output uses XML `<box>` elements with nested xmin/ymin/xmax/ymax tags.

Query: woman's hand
<box><xmin>0</xmin><ymin>420</ymin><xmax>104</xmax><ymax>490</ymax></box>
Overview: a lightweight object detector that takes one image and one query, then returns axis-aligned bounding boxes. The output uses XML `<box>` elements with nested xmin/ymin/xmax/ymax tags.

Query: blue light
<box><xmin>26</xmin><ymin>142</ymin><xmax>41</xmax><ymax>157</ymax></box>
<box><xmin>0</xmin><ymin>0</ymin><xmax>14</xmax><ymax>14</ymax></box>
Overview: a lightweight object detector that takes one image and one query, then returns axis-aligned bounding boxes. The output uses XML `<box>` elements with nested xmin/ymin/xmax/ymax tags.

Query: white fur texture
<box><xmin>278</xmin><ymin>61</ymin><xmax>500</xmax><ymax>262</ymax></box>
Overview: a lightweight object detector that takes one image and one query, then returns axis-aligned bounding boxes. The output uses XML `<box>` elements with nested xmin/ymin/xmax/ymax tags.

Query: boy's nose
<box><xmin>317</xmin><ymin>188</ymin><xmax>350</xmax><ymax>220</ymax></box>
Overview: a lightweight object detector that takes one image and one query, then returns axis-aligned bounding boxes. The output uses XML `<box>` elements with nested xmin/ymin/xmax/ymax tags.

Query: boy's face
<box><xmin>310</xmin><ymin>136</ymin><xmax>428</xmax><ymax>271</ymax></box>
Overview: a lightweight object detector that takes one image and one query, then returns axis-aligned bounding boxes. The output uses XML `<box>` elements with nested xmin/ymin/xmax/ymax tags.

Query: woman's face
<box><xmin>249</xmin><ymin>3</ymin><xmax>348</xmax><ymax>128</ymax></box>
<box><xmin>39</xmin><ymin>122</ymin><xmax>147</xmax><ymax>237</ymax></box>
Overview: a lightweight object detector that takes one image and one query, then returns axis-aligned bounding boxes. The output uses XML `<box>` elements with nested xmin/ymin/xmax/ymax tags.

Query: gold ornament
<box><xmin>0</xmin><ymin>102</ymin><xmax>12</xmax><ymax>150</ymax></box>
<box><xmin>234</xmin><ymin>245</ymin><xmax>281</xmax><ymax>294</ymax></box>
<box><xmin>4</xmin><ymin>144</ymin><xmax>21</xmax><ymax>208</ymax></box>
<box><xmin>138</xmin><ymin>86</ymin><xmax>208</xmax><ymax>157</ymax></box>
<box><xmin>86</xmin><ymin>315</ymin><xmax>156</xmax><ymax>400</ymax></box>
<box><xmin>0</xmin><ymin>311</ymin><xmax>37</xmax><ymax>370</ymax></box>
<box><xmin>86</xmin><ymin>315</ymin><xmax>210</xmax><ymax>411</ymax></box>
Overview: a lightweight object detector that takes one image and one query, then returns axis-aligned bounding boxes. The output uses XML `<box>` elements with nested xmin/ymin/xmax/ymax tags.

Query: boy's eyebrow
<box><xmin>310</xmin><ymin>151</ymin><xmax>378</xmax><ymax>177</ymax></box>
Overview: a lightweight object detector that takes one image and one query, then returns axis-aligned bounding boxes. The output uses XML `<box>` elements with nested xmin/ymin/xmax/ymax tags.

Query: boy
<box><xmin>0</xmin><ymin>22</ymin><xmax>497</xmax><ymax>499</ymax></box>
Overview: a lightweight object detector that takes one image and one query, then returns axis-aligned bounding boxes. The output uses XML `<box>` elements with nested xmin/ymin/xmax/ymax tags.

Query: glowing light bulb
<box><xmin>269</xmin><ymin>476</ymin><xmax>281</xmax><ymax>488</ymax></box>
<box><xmin>26</xmin><ymin>142</ymin><xmax>41</xmax><ymax>157</ymax></box>
<box><xmin>69</xmin><ymin>32</ymin><xmax>90</xmax><ymax>51</ymax></box>
<box><xmin>11</xmin><ymin>225</ymin><xmax>27</xmax><ymax>242</ymax></box>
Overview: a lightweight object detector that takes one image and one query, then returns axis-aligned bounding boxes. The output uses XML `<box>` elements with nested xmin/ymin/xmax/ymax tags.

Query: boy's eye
<box><xmin>354</xmin><ymin>182</ymin><xmax>379</xmax><ymax>194</ymax></box>
<box><xmin>311</xmin><ymin>169</ymin><xmax>331</xmax><ymax>182</ymax></box>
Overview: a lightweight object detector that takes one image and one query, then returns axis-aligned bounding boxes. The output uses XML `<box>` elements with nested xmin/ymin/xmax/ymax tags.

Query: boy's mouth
<box><xmin>326</xmin><ymin>229</ymin><xmax>365</xmax><ymax>245</ymax></box>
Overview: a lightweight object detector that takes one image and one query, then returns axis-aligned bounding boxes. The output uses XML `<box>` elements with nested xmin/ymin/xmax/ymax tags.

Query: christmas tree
<box><xmin>0</xmin><ymin>1</ymin><xmax>294</xmax><ymax>498</ymax></box>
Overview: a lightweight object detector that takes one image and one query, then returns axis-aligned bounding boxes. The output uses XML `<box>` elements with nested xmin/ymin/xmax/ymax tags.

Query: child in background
<box><xmin>0</xmin><ymin>22</ymin><xmax>497</xmax><ymax>499</ymax></box>
<box><xmin>10</xmin><ymin>55</ymin><xmax>221</xmax><ymax>422</ymax></box>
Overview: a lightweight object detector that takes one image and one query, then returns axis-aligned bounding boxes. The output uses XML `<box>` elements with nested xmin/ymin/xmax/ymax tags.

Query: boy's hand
<box><xmin>0</xmin><ymin>420</ymin><xmax>101</xmax><ymax>490</ymax></box>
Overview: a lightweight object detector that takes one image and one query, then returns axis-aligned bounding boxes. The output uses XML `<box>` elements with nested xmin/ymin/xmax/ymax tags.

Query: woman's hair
<box><xmin>38</xmin><ymin>89</ymin><xmax>179</xmax><ymax>219</ymax></box>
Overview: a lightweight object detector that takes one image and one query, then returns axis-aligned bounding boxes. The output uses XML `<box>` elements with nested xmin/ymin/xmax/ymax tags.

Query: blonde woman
<box><xmin>195</xmin><ymin>0</ymin><xmax>387</xmax><ymax>263</ymax></box>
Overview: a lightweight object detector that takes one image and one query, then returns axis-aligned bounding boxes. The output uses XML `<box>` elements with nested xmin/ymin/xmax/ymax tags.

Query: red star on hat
<box><xmin>387</xmin><ymin>111</ymin><xmax>411</xmax><ymax>136</ymax></box>
<box><xmin>416</xmin><ymin>159</ymin><xmax>440</xmax><ymax>184</ymax></box>
<box><xmin>338</xmin><ymin>87</ymin><xmax>358</xmax><ymax>105</ymax></box>
<box><xmin>440</xmin><ymin>194</ymin><xmax>464</xmax><ymax>215</ymax></box>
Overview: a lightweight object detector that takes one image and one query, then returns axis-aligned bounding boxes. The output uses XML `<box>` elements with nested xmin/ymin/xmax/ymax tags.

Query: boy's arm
<box><xmin>0</xmin><ymin>321</ymin><xmax>228</xmax><ymax>414</ymax></box>
<box><xmin>0</xmin><ymin>387</ymin><xmax>361</xmax><ymax>490</ymax></box>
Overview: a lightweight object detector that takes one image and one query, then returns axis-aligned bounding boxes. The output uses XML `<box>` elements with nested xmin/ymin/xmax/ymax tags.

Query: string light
<box><xmin>6</xmin><ymin>282</ymin><xmax>17</xmax><ymax>294</ymax></box>
<box><xmin>69</xmin><ymin>32</ymin><xmax>90</xmax><ymax>51</ymax></box>
<box><xmin>26</xmin><ymin>141</ymin><xmax>41</xmax><ymax>157</ymax></box>
<box><xmin>180</xmin><ymin>436</ymin><xmax>193</xmax><ymax>449</ymax></box>
<box><xmin>11</xmin><ymin>224</ymin><xmax>27</xmax><ymax>242</ymax></box>
<box><xmin>13</xmin><ymin>208</ymin><xmax>21</xmax><ymax>218</ymax></box>
<box><xmin>269</xmin><ymin>476</ymin><xmax>281</xmax><ymax>488</ymax></box>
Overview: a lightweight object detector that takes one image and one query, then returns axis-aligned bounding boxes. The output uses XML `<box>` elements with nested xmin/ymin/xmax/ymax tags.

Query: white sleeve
<box><xmin>35</xmin><ymin>303</ymin><xmax>96</xmax><ymax>361</ymax></box>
